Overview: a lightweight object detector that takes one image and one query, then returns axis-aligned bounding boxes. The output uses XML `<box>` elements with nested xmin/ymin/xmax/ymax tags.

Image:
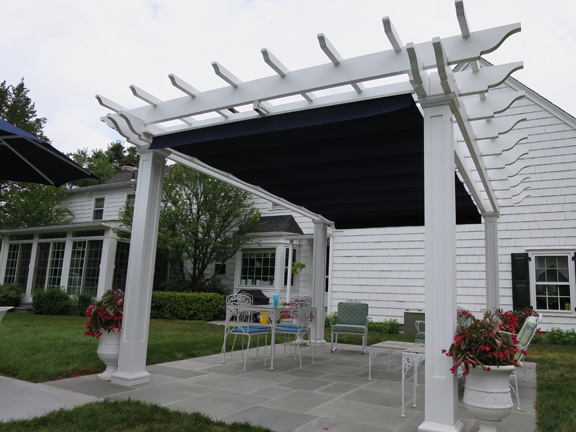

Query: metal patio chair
<box><xmin>275</xmin><ymin>303</ymin><xmax>314</xmax><ymax>367</ymax></box>
<box><xmin>330</xmin><ymin>301</ymin><xmax>369</xmax><ymax>353</ymax></box>
<box><xmin>218</xmin><ymin>293</ymin><xmax>270</xmax><ymax>370</ymax></box>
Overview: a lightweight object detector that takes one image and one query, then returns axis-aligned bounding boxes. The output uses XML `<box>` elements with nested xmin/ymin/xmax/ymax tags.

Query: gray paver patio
<box><xmin>5</xmin><ymin>342</ymin><xmax>535</xmax><ymax>431</ymax></box>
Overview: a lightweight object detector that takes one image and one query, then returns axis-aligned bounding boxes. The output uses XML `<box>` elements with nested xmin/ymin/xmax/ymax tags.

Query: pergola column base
<box><xmin>418</xmin><ymin>420</ymin><xmax>464</xmax><ymax>432</ymax></box>
<box><xmin>111</xmin><ymin>370</ymin><xmax>151</xmax><ymax>387</ymax></box>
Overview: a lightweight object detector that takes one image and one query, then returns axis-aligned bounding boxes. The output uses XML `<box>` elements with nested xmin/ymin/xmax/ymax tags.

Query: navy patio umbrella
<box><xmin>0</xmin><ymin>118</ymin><xmax>97</xmax><ymax>186</ymax></box>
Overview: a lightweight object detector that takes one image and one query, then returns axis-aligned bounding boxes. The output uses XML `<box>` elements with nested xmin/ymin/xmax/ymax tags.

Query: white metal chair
<box><xmin>218</xmin><ymin>293</ymin><xmax>270</xmax><ymax>370</ymax></box>
<box><xmin>509</xmin><ymin>313</ymin><xmax>542</xmax><ymax>409</ymax></box>
<box><xmin>275</xmin><ymin>303</ymin><xmax>314</xmax><ymax>367</ymax></box>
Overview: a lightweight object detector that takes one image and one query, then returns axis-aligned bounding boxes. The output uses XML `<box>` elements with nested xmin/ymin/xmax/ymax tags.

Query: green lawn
<box><xmin>0</xmin><ymin>313</ymin><xmax>575</xmax><ymax>431</ymax></box>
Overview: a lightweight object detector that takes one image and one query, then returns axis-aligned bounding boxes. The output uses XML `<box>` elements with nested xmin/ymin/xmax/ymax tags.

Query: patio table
<box><xmin>367</xmin><ymin>340</ymin><xmax>416</xmax><ymax>378</ymax></box>
<box><xmin>250</xmin><ymin>304</ymin><xmax>316</xmax><ymax>370</ymax></box>
<box><xmin>401</xmin><ymin>346</ymin><xmax>425</xmax><ymax>417</ymax></box>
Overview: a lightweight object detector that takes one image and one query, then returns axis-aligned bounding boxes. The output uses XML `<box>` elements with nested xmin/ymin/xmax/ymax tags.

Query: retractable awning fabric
<box><xmin>151</xmin><ymin>94</ymin><xmax>481</xmax><ymax>229</ymax></box>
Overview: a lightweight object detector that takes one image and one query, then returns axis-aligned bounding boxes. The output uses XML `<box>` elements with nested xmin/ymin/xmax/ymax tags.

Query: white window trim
<box><xmin>93</xmin><ymin>197</ymin><xmax>105</xmax><ymax>221</ymax></box>
<box><xmin>528</xmin><ymin>250</ymin><xmax>575</xmax><ymax>315</ymax></box>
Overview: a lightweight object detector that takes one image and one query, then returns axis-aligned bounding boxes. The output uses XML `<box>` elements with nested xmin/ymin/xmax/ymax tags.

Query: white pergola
<box><xmin>97</xmin><ymin>2</ymin><xmax>528</xmax><ymax>430</ymax></box>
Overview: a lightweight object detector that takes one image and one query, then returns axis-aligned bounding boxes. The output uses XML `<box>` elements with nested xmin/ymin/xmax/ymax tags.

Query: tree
<box><xmin>0</xmin><ymin>183</ymin><xmax>72</xmax><ymax>228</ymax></box>
<box><xmin>116</xmin><ymin>164</ymin><xmax>261</xmax><ymax>291</ymax></box>
<box><xmin>68</xmin><ymin>141</ymin><xmax>140</xmax><ymax>187</ymax></box>
<box><xmin>0</xmin><ymin>78</ymin><xmax>48</xmax><ymax>141</ymax></box>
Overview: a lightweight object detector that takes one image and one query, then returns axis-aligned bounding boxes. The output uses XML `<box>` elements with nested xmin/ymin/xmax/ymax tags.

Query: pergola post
<box><xmin>311</xmin><ymin>220</ymin><xmax>328</xmax><ymax>344</ymax></box>
<box><xmin>111</xmin><ymin>149</ymin><xmax>166</xmax><ymax>386</ymax></box>
<box><xmin>419</xmin><ymin>96</ymin><xmax>464</xmax><ymax>432</ymax></box>
<box><xmin>484</xmin><ymin>214</ymin><xmax>500</xmax><ymax>312</ymax></box>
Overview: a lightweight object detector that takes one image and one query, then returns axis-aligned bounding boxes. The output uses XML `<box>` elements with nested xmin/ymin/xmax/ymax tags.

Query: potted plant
<box><xmin>292</xmin><ymin>262</ymin><xmax>306</xmax><ymax>275</ymax></box>
<box><xmin>84</xmin><ymin>289</ymin><xmax>124</xmax><ymax>381</ymax></box>
<box><xmin>443</xmin><ymin>309</ymin><xmax>523</xmax><ymax>432</ymax></box>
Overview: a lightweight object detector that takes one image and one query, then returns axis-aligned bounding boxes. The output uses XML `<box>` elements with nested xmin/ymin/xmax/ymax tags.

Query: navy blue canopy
<box><xmin>0</xmin><ymin>118</ymin><xmax>96</xmax><ymax>186</ymax></box>
<box><xmin>151</xmin><ymin>94</ymin><xmax>481</xmax><ymax>229</ymax></box>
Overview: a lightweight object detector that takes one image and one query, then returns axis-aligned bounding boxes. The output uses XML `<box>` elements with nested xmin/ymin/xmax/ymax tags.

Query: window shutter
<box><xmin>511</xmin><ymin>253</ymin><xmax>531</xmax><ymax>310</ymax></box>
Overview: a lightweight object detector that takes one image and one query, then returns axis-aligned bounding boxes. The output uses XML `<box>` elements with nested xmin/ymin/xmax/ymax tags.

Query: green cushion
<box><xmin>337</xmin><ymin>303</ymin><xmax>368</xmax><ymax>326</ymax></box>
<box><xmin>333</xmin><ymin>324</ymin><xmax>366</xmax><ymax>334</ymax></box>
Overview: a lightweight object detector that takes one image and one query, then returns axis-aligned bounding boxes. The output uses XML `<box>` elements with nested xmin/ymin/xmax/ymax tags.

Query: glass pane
<box><xmin>47</xmin><ymin>242</ymin><xmax>66</xmax><ymax>287</ymax></box>
<box><xmin>548</xmin><ymin>297</ymin><xmax>559</xmax><ymax>310</ymax></box>
<box><xmin>560</xmin><ymin>297</ymin><xmax>571</xmax><ymax>311</ymax></box>
<box><xmin>548</xmin><ymin>285</ymin><xmax>559</xmax><ymax>296</ymax></box>
<box><xmin>33</xmin><ymin>243</ymin><xmax>51</xmax><ymax>291</ymax></box>
<box><xmin>535</xmin><ymin>285</ymin><xmax>547</xmax><ymax>296</ymax></box>
<box><xmin>559</xmin><ymin>285</ymin><xmax>571</xmax><ymax>296</ymax></box>
<box><xmin>16</xmin><ymin>244</ymin><xmax>33</xmax><ymax>287</ymax></box>
<box><xmin>68</xmin><ymin>241</ymin><xmax>86</xmax><ymax>296</ymax></box>
<box><xmin>558</xmin><ymin>266</ymin><xmax>569</xmax><ymax>282</ymax></box>
<box><xmin>83</xmin><ymin>241</ymin><xmax>103</xmax><ymax>297</ymax></box>
<box><xmin>536</xmin><ymin>296</ymin><xmax>547</xmax><ymax>310</ymax></box>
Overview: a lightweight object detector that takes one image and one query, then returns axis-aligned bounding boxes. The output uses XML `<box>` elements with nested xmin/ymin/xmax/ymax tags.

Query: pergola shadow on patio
<box><xmin>97</xmin><ymin>1</ymin><xmax>530</xmax><ymax>430</ymax></box>
<box><xmin>45</xmin><ymin>342</ymin><xmax>537</xmax><ymax>432</ymax></box>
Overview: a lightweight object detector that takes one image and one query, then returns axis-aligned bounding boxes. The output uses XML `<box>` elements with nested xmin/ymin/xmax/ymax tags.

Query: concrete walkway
<box><xmin>0</xmin><ymin>343</ymin><xmax>536</xmax><ymax>431</ymax></box>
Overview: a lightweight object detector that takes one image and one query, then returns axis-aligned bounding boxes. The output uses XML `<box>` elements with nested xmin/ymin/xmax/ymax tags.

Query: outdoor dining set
<box><xmin>217</xmin><ymin>291</ymin><xmax>542</xmax><ymax>418</ymax></box>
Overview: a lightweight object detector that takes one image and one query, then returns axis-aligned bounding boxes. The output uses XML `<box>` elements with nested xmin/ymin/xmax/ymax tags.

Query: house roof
<box><xmin>151</xmin><ymin>94</ymin><xmax>482</xmax><ymax>229</ymax></box>
<box><xmin>251</xmin><ymin>215</ymin><xmax>304</xmax><ymax>235</ymax></box>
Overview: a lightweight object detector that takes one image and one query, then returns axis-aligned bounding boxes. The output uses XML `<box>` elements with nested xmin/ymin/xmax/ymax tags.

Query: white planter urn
<box><xmin>96</xmin><ymin>330</ymin><xmax>121</xmax><ymax>381</ymax></box>
<box><xmin>463</xmin><ymin>365</ymin><xmax>516</xmax><ymax>432</ymax></box>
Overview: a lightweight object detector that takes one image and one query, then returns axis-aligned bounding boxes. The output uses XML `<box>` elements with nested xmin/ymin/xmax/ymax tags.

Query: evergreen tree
<box><xmin>68</xmin><ymin>141</ymin><xmax>140</xmax><ymax>187</ymax></box>
<box><xmin>0</xmin><ymin>78</ymin><xmax>48</xmax><ymax>141</ymax></box>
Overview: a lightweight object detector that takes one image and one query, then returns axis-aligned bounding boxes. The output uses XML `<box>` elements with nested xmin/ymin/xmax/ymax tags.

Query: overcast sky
<box><xmin>2</xmin><ymin>0</ymin><xmax>574</xmax><ymax>155</ymax></box>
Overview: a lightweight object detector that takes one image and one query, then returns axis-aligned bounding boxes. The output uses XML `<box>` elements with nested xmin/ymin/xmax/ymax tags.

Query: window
<box><xmin>126</xmin><ymin>194</ymin><xmax>135</xmax><ymax>205</ymax></box>
<box><xmin>33</xmin><ymin>241</ymin><xmax>66</xmax><ymax>291</ymax></box>
<box><xmin>93</xmin><ymin>197</ymin><xmax>105</xmax><ymax>221</ymax></box>
<box><xmin>67</xmin><ymin>240</ymin><xmax>103</xmax><ymax>296</ymax></box>
<box><xmin>112</xmin><ymin>242</ymin><xmax>130</xmax><ymax>290</ymax></box>
<box><xmin>240</xmin><ymin>249</ymin><xmax>275</xmax><ymax>287</ymax></box>
<box><xmin>534</xmin><ymin>255</ymin><xmax>572</xmax><ymax>311</ymax></box>
<box><xmin>4</xmin><ymin>243</ymin><xmax>32</xmax><ymax>287</ymax></box>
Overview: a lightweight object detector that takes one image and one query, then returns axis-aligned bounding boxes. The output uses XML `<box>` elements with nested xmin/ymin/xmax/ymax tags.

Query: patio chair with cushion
<box><xmin>330</xmin><ymin>301</ymin><xmax>369</xmax><ymax>353</ymax></box>
<box><xmin>219</xmin><ymin>293</ymin><xmax>270</xmax><ymax>370</ymax></box>
<box><xmin>509</xmin><ymin>313</ymin><xmax>542</xmax><ymax>409</ymax></box>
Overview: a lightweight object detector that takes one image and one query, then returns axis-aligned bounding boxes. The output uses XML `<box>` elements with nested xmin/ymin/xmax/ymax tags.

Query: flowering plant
<box><xmin>443</xmin><ymin>309</ymin><xmax>523</xmax><ymax>375</ymax></box>
<box><xmin>498</xmin><ymin>308</ymin><xmax>539</xmax><ymax>334</ymax></box>
<box><xmin>84</xmin><ymin>289</ymin><xmax>124</xmax><ymax>338</ymax></box>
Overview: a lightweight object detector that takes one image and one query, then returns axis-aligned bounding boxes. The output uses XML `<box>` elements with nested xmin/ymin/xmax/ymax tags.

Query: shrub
<box><xmin>0</xmin><ymin>283</ymin><xmax>24</xmax><ymax>307</ymax></box>
<box><xmin>151</xmin><ymin>292</ymin><xmax>224</xmax><ymax>321</ymax></box>
<box><xmin>546</xmin><ymin>327</ymin><xmax>576</xmax><ymax>346</ymax></box>
<box><xmin>368</xmin><ymin>318</ymin><xmax>400</xmax><ymax>334</ymax></box>
<box><xmin>76</xmin><ymin>292</ymin><xmax>95</xmax><ymax>317</ymax></box>
<box><xmin>33</xmin><ymin>287</ymin><xmax>72</xmax><ymax>315</ymax></box>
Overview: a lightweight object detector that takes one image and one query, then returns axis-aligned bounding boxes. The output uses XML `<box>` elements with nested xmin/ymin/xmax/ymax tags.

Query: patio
<box><xmin>42</xmin><ymin>343</ymin><xmax>536</xmax><ymax>432</ymax></box>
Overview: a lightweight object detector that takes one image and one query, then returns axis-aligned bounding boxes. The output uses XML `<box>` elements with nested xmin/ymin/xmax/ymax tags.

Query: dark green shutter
<box><xmin>511</xmin><ymin>253</ymin><xmax>531</xmax><ymax>310</ymax></box>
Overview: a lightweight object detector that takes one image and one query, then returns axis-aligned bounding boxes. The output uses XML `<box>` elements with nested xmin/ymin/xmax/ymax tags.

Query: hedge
<box><xmin>150</xmin><ymin>291</ymin><xmax>224</xmax><ymax>321</ymax></box>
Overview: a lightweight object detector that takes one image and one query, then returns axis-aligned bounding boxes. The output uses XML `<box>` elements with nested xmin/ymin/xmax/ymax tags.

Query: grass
<box><xmin>0</xmin><ymin>399</ymin><xmax>274</xmax><ymax>432</ymax></box>
<box><xmin>527</xmin><ymin>343</ymin><xmax>576</xmax><ymax>432</ymax></box>
<box><xmin>0</xmin><ymin>314</ymin><xmax>227</xmax><ymax>382</ymax></box>
<box><xmin>1</xmin><ymin>313</ymin><xmax>575</xmax><ymax>431</ymax></box>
